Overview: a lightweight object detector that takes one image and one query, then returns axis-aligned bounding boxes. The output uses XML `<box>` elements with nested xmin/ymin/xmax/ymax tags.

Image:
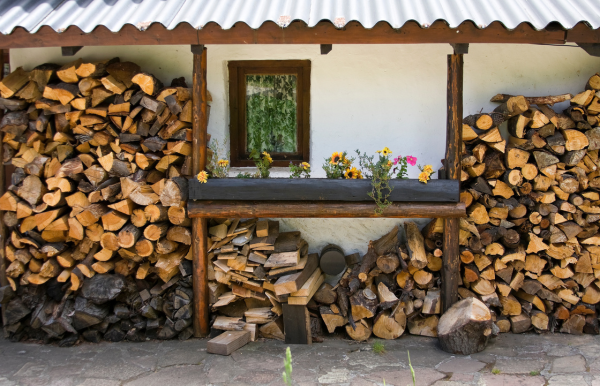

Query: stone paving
<box><xmin>0</xmin><ymin>333</ymin><xmax>599</xmax><ymax>385</ymax></box>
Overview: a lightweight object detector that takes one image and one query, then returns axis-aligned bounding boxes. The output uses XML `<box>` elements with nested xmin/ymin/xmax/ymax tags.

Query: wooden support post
<box><xmin>191</xmin><ymin>45</ymin><xmax>209</xmax><ymax>337</ymax></box>
<box><xmin>442</xmin><ymin>53</ymin><xmax>464</xmax><ymax>312</ymax></box>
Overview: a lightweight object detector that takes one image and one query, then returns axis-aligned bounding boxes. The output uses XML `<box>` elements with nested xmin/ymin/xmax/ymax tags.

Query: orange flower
<box><xmin>344</xmin><ymin>167</ymin><xmax>360</xmax><ymax>179</ymax></box>
<box><xmin>218</xmin><ymin>159</ymin><xmax>229</xmax><ymax>167</ymax></box>
<box><xmin>330</xmin><ymin>152</ymin><xmax>342</xmax><ymax>165</ymax></box>
<box><xmin>197</xmin><ymin>170</ymin><xmax>208</xmax><ymax>183</ymax></box>
<box><xmin>418</xmin><ymin>171</ymin><xmax>430</xmax><ymax>184</ymax></box>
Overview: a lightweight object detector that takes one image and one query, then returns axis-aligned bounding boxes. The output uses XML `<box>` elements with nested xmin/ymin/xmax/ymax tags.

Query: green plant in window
<box><xmin>246</xmin><ymin>74</ymin><xmax>297</xmax><ymax>154</ymax></box>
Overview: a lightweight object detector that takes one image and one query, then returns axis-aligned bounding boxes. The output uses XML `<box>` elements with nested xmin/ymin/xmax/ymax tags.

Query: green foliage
<box><xmin>236</xmin><ymin>172</ymin><xmax>253</xmax><ymax>179</ymax></box>
<box><xmin>289</xmin><ymin>162</ymin><xmax>311</xmax><ymax>178</ymax></box>
<box><xmin>492</xmin><ymin>368</ymin><xmax>501</xmax><ymax>375</ymax></box>
<box><xmin>372</xmin><ymin>340</ymin><xmax>386</xmax><ymax>355</ymax></box>
<box><xmin>207</xmin><ymin>138</ymin><xmax>230</xmax><ymax>178</ymax></box>
<box><xmin>322</xmin><ymin>151</ymin><xmax>355</xmax><ymax>179</ymax></box>
<box><xmin>408</xmin><ymin>350</ymin><xmax>416</xmax><ymax>386</ymax></box>
<box><xmin>246</xmin><ymin>74</ymin><xmax>297</xmax><ymax>154</ymax></box>
<box><xmin>249</xmin><ymin>149</ymin><xmax>273</xmax><ymax>178</ymax></box>
<box><xmin>282</xmin><ymin>347</ymin><xmax>292</xmax><ymax>386</ymax></box>
<box><xmin>355</xmin><ymin>148</ymin><xmax>394</xmax><ymax>216</ymax></box>
<box><xmin>529</xmin><ymin>371</ymin><xmax>540</xmax><ymax>376</ymax></box>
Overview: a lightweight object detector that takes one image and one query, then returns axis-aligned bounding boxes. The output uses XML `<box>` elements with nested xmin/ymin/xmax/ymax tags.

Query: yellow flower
<box><xmin>262</xmin><ymin>152</ymin><xmax>273</xmax><ymax>164</ymax></box>
<box><xmin>301</xmin><ymin>162</ymin><xmax>310</xmax><ymax>170</ymax></box>
<box><xmin>377</xmin><ymin>147</ymin><xmax>392</xmax><ymax>156</ymax></box>
<box><xmin>197</xmin><ymin>170</ymin><xmax>208</xmax><ymax>183</ymax></box>
<box><xmin>330</xmin><ymin>152</ymin><xmax>342</xmax><ymax>165</ymax></box>
<box><xmin>387</xmin><ymin>160</ymin><xmax>393</xmax><ymax>168</ymax></box>
<box><xmin>357</xmin><ymin>170</ymin><xmax>364</xmax><ymax>179</ymax></box>
<box><xmin>423</xmin><ymin>165</ymin><xmax>433</xmax><ymax>174</ymax></box>
<box><xmin>218</xmin><ymin>159</ymin><xmax>229</xmax><ymax>167</ymax></box>
<box><xmin>344</xmin><ymin>167</ymin><xmax>360</xmax><ymax>179</ymax></box>
<box><xmin>418</xmin><ymin>171</ymin><xmax>430</xmax><ymax>184</ymax></box>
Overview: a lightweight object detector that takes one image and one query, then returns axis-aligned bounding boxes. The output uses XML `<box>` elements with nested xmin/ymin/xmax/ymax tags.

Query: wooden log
<box><xmin>437</xmin><ymin>298</ymin><xmax>493</xmax><ymax>354</ymax></box>
<box><xmin>207</xmin><ymin>330</ymin><xmax>250</xmax><ymax>356</ymax></box>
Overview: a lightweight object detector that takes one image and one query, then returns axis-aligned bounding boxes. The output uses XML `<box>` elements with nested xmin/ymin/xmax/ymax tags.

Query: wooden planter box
<box><xmin>189</xmin><ymin>178</ymin><xmax>459</xmax><ymax>202</ymax></box>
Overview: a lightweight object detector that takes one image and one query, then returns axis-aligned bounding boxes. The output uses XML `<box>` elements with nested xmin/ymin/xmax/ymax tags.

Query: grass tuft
<box><xmin>492</xmin><ymin>368</ymin><xmax>501</xmax><ymax>375</ymax></box>
<box><xmin>372</xmin><ymin>340</ymin><xmax>386</xmax><ymax>355</ymax></box>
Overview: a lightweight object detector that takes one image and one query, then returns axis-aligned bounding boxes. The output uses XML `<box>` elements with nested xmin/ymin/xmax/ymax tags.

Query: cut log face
<box><xmin>437</xmin><ymin>298</ymin><xmax>493</xmax><ymax>355</ymax></box>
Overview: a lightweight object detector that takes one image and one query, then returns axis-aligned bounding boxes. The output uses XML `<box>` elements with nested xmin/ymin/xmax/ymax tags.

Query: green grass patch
<box><xmin>372</xmin><ymin>341</ymin><xmax>386</xmax><ymax>355</ymax></box>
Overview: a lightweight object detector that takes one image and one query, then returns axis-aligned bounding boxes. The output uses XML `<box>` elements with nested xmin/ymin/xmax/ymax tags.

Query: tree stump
<box><xmin>437</xmin><ymin>298</ymin><xmax>493</xmax><ymax>355</ymax></box>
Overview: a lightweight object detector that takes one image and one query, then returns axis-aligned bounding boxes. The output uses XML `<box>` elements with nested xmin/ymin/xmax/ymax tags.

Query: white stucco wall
<box><xmin>10</xmin><ymin>44</ymin><xmax>600</xmax><ymax>254</ymax></box>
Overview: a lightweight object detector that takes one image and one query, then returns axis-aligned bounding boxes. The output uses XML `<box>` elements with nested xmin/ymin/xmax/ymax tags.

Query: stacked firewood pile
<box><xmin>455</xmin><ymin>72</ymin><xmax>600</xmax><ymax>335</ymax></box>
<box><xmin>209</xmin><ymin>219</ymin><xmax>444</xmax><ymax>341</ymax></box>
<box><xmin>0</xmin><ymin>58</ymin><xmax>195</xmax><ymax>343</ymax></box>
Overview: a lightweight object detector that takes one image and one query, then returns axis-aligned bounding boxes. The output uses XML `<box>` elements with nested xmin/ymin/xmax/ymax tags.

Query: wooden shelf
<box><xmin>188</xmin><ymin>200</ymin><xmax>466</xmax><ymax>219</ymax></box>
<box><xmin>189</xmin><ymin>178</ymin><xmax>459</xmax><ymax>202</ymax></box>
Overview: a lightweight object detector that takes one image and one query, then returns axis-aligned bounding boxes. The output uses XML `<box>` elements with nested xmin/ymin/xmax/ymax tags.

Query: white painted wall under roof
<box><xmin>10</xmin><ymin>44</ymin><xmax>600</xmax><ymax>255</ymax></box>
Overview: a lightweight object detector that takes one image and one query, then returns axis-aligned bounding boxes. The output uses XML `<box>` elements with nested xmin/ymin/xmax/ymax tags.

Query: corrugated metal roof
<box><xmin>0</xmin><ymin>0</ymin><xmax>598</xmax><ymax>35</ymax></box>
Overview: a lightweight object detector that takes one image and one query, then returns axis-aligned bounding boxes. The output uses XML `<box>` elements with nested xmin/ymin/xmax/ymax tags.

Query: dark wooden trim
<box><xmin>442</xmin><ymin>54</ymin><xmax>463</xmax><ymax>313</ymax></box>
<box><xmin>0</xmin><ymin>20</ymin><xmax>575</xmax><ymax>48</ymax></box>
<box><xmin>188</xmin><ymin>200</ymin><xmax>466</xmax><ymax>219</ymax></box>
<box><xmin>228</xmin><ymin>60</ymin><xmax>310</xmax><ymax>167</ymax></box>
<box><xmin>189</xmin><ymin>178</ymin><xmax>459</xmax><ymax>202</ymax></box>
<box><xmin>192</xmin><ymin>46</ymin><xmax>210</xmax><ymax>337</ymax></box>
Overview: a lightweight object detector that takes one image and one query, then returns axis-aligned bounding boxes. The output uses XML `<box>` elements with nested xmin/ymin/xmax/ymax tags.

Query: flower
<box><xmin>301</xmin><ymin>162</ymin><xmax>310</xmax><ymax>170</ymax></box>
<box><xmin>387</xmin><ymin>160</ymin><xmax>393</xmax><ymax>168</ymax></box>
<box><xmin>357</xmin><ymin>170</ymin><xmax>364</xmax><ymax>179</ymax></box>
<box><xmin>406</xmin><ymin>156</ymin><xmax>417</xmax><ymax>166</ymax></box>
<box><xmin>330</xmin><ymin>152</ymin><xmax>342</xmax><ymax>165</ymax></box>
<box><xmin>423</xmin><ymin>164</ymin><xmax>434</xmax><ymax>174</ymax></box>
<box><xmin>344</xmin><ymin>167</ymin><xmax>360</xmax><ymax>179</ymax></box>
<box><xmin>418</xmin><ymin>171</ymin><xmax>430</xmax><ymax>183</ymax></box>
<box><xmin>342</xmin><ymin>156</ymin><xmax>351</xmax><ymax>166</ymax></box>
<box><xmin>197</xmin><ymin>170</ymin><xmax>208</xmax><ymax>183</ymax></box>
<box><xmin>262</xmin><ymin>151</ymin><xmax>273</xmax><ymax>164</ymax></box>
<box><xmin>380</xmin><ymin>147</ymin><xmax>392</xmax><ymax>156</ymax></box>
<box><xmin>393</xmin><ymin>156</ymin><xmax>401</xmax><ymax>165</ymax></box>
<box><xmin>218</xmin><ymin>159</ymin><xmax>229</xmax><ymax>167</ymax></box>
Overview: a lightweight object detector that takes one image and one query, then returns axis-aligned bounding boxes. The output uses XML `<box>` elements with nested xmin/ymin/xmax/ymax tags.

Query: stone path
<box><xmin>0</xmin><ymin>333</ymin><xmax>599</xmax><ymax>385</ymax></box>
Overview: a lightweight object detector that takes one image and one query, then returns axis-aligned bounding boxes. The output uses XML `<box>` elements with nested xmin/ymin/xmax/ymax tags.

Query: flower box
<box><xmin>188</xmin><ymin>178</ymin><xmax>459</xmax><ymax>202</ymax></box>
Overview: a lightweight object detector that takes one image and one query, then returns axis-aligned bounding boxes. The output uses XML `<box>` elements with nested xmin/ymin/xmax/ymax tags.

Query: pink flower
<box><xmin>393</xmin><ymin>156</ymin><xmax>401</xmax><ymax>165</ymax></box>
<box><xmin>406</xmin><ymin>156</ymin><xmax>417</xmax><ymax>166</ymax></box>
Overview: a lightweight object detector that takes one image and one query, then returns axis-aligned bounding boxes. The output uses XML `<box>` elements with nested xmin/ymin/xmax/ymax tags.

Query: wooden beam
<box><xmin>442</xmin><ymin>54</ymin><xmax>464</xmax><ymax>313</ymax></box>
<box><xmin>61</xmin><ymin>46</ymin><xmax>82</xmax><ymax>56</ymax></box>
<box><xmin>189</xmin><ymin>178</ymin><xmax>459</xmax><ymax>202</ymax></box>
<box><xmin>0</xmin><ymin>20</ymin><xmax>571</xmax><ymax>49</ymax></box>
<box><xmin>188</xmin><ymin>201</ymin><xmax>466</xmax><ymax>219</ymax></box>
<box><xmin>320</xmin><ymin>44</ymin><xmax>332</xmax><ymax>55</ymax></box>
<box><xmin>577</xmin><ymin>43</ymin><xmax>600</xmax><ymax>57</ymax></box>
<box><xmin>451</xmin><ymin>43</ymin><xmax>469</xmax><ymax>54</ymax></box>
<box><xmin>191</xmin><ymin>45</ymin><xmax>209</xmax><ymax>338</ymax></box>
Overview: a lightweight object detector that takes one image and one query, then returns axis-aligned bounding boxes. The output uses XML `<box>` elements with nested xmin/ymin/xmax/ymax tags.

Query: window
<box><xmin>228</xmin><ymin>60</ymin><xmax>310</xmax><ymax>167</ymax></box>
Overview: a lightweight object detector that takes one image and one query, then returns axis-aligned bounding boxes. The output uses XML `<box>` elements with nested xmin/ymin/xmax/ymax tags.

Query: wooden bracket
<box><xmin>320</xmin><ymin>44</ymin><xmax>332</xmax><ymax>55</ymax></box>
<box><xmin>577</xmin><ymin>43</ymin><xmax>600</xmax><ymax>57</ymax></box>
<box><xmin>61</xmin><ymin>46</ymin><xmax>82</xmax><ymax>56</ymax></box>
<box><xmin>191</xmin><ymin>44</ymin><xmax>205</xmax><ymax>55</ymax></box>
<box><xmin>450</xmin><ymin>43</ymin><xmax>469</xmax><ymax>55</ymax></box>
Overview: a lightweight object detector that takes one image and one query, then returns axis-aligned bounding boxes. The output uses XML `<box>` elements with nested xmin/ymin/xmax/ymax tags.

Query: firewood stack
<box><xmin>209</xmin><ymin>219</ymin><xmax>444</xmax><ymax>341</ymax></box>
<box><xmin>450</xmin><ymin>72</ymin><xmax>600</xmax><ymax>335</ymax></box>
<box><xmin>0</xmin><ymin>58</ymin><xmax>196</xmax><ymax>343</ymax></box>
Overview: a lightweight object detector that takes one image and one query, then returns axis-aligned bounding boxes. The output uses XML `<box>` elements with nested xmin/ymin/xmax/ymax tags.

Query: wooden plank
<box><xmin>290</xmin><ymin>267</ymin><xmax>322</xmax><ymax>297</ymax></box>
<box><xmin>288</xmin><ymin>273</ymin><xmax>324</xmax><ymax>305</ymax></box>
<box><xmin>189</xmin><ymin>179</ymin><xmax>459</xmax><ymax>202</ymax></box>
<box><xmin>188</xmin><ymin>201</ymin><xmax>466</xmax><ymax>219</ymax></box>
<box><xmin>282</xmin><ymin>303</ymin><xmax>312</xmax><ymax>345</ymax></box>
<box><xmin>264</xmin><ymin>250</ymin><xmax>300</xmax><ymax>268</ymax></box>
<box><xmin>442</xmin><ymin>53</ymin><xmax>464</xmax><ymax>313</ymax></box>
<box><xmin>273</xmin><ymin>254</ymin><xmax>318</xmax><ymax>295</ymax></box>
<box><xmin>207</xmin><ymin>330</ymin><xmax>251</xmax><ymax>355</ymax></box>
<box><xmin>0</xmin><ymin>20</ymin><xmax>569</xmax><ymax>49</ymax></box>
<box><xmin>192</xmin><ymin>45</ymin><xmax>209</xmax><ymax>338</ymax></box>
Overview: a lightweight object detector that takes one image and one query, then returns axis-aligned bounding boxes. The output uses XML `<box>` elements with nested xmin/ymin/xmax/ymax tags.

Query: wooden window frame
<box><xmin>228</xmin><ymin>60</ymin><xmax>310</xmax><ymax>167</ymax></box>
